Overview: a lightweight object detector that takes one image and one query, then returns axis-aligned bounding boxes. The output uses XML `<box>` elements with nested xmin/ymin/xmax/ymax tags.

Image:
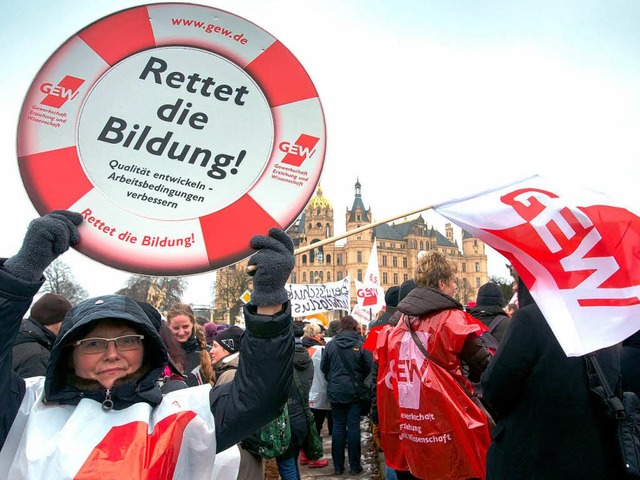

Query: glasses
<box><xmin>74</xmin><ymin>335</ymin><xmax>144</xmax><ymax>354</ymax></box>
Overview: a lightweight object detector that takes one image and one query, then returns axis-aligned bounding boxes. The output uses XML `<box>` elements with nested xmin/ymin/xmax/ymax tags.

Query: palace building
<box><xmin>286</xmin><ymin>180</ymin><xmax>489</xmax><ymax>309</ymax></box>
<box><xmin>215</xmin><ymin>180</ymin><xmax>489</xmax><ymax>321</ymax></box>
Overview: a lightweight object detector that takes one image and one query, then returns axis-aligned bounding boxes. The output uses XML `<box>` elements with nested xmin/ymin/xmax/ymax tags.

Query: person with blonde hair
<box><xmin>302</xmin><ymin>323</ymin><xmax>325</xmax><ymax>348</ymax></box>
<box><xmin>167</xmin><ymin>303</ymin><xmax>214</xmax><ymax>386</ymax></box>
<box><xmin>375</xmin><ymin>250</ymin><xmax>492</xmax><ymax>480</ymax></box>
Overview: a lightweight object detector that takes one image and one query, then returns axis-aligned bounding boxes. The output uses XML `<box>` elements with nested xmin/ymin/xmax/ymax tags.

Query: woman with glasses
<box><xmin>0</xmin><ymin>211</ymin><xmax>296</xmax><ymax>479</ymax></box>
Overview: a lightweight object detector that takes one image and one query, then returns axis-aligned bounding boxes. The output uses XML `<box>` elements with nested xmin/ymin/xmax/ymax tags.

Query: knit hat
<box><xmin>214</xmin><ymin>325</ymin><xmax>244</xmax><ymax>354</ymax></box>
<box><xmin>30</xmin><ymin>293</ymin><xmax>72</xmax><ymax>326</ymax></box>
<box><xmin>203</xmin><ymin>323</ymin><xmax>217</xmax><ymax>345</ymax></box>
<box><xmin>384</xmin><ymin>286</ymin><xmax>400</xmax><ymax>308</ymax></box>
<box><xmin>399</xmin><ymin>279</ymin><xmax>417</xmax><ymax>303</ymax></box>
<box><xmin>476</xmin><ymin>282</ymin><xmax>504</xmax><ymax>308</ymax></box>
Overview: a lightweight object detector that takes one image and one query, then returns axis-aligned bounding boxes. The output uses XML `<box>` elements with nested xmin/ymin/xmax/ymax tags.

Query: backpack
<box><xmin>241</xmin><ymin>404</ymin><xmax>291</xmax><ymax>459</ymax></box>
<box><xmin>478</xmin><ymin>314</ymin><xmax>509</xmax><ymax>353</ymax></box>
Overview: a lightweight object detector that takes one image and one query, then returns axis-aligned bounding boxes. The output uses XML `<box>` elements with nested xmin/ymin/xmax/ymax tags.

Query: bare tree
<box><xmin>489</xmin><ymin>275</ymin><xmax>515</xmax><ymax>306</ymax></box>
<box><xmin>456</xmin><ymin>276</ymin><xmax>475</xmax><ymax>306</ymax></box>
<box><xmin>115</xmin><ymin>275</ymin><xmax>187</xmax><ymax>311</ymax></box>
<box><xmin>43</xmin><ymin>259</ymin><xmax>89</xmax><ymax>305</ymax></box>
<box><xmin>215</xmin><ymin>263</ymin><xmax>250</xmax><ymax>325</ymax></box>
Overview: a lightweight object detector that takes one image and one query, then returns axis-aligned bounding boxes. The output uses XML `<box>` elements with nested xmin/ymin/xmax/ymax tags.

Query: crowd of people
<box><xmin>2</xmin><ymin>210</ymin><xmax>636</xmax><ymax>480</ymax></box>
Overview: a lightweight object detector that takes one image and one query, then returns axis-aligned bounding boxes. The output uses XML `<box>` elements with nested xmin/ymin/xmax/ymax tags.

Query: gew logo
<box><xmin>279</xmin><ymin>134</ymin><xmax>320</xmax><ymax>167</ymax></box>
<box><xmin>40</xmin><ymin>75</ymin><xmax>85</xmax><ymax>108</ymax></box>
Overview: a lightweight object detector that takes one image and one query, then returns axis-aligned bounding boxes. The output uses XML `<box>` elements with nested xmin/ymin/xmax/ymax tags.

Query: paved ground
<box><xmin>300</xmin><ymin>417</ymin><xmax>382</xmax><ymax>480</ymax></box>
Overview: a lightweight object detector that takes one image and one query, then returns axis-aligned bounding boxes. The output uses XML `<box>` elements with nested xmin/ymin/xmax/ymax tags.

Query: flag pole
<box><xmin>293</xmin><ymin>175</ymin><xmax>535</xmax><ymax>256</ymax></box>
<box><xmin>246</xmin><ymin>175</ymin><xmax>534</xmax><ymax>272</ymax></box>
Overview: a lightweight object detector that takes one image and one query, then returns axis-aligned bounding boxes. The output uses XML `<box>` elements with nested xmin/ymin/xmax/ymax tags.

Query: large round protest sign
<box><xmin>17</xmin><ymin>3</ymin><xmax>325</xmax><ymax>275</ymax></box>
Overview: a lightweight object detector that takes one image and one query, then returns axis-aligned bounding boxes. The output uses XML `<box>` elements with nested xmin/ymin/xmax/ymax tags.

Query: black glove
<box><xmin>4</xmin><ymin>210</ymin><xmax>83</xmax><ymax>282</ymax></box>
<box><xmin>247</xmin><ymin>228</ymin><xmax>295</xmax><ymax>306</ymax></box>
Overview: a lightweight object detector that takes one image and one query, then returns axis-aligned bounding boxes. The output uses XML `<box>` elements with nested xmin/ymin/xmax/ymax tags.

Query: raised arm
<box><xmin>0</xmin><ymin>211</ymin><xmax>82</xmax><ymax>449</ymax></box>
<box><xmin>209</xmin><ymin>228</ymin><xmax>295</xmax><ymax>452</ymax></box>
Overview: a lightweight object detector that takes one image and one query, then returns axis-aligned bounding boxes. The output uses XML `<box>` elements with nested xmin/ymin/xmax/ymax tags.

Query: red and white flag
<box><xmin>435</xmin><ymin>175</ymin><xmax>640</xmax><ymax>356</ymax></box>
<box><xmin>353</xmin><ymin>239</ymin><xmax>386</xmax><ymax>324</ymax></box>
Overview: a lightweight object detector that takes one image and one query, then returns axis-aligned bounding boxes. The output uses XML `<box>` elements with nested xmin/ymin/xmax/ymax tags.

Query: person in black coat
<box><xmin>321</xmin><ymin>315</ymin><xmax>373</xmax><ymax>475</ymax></box>
<box><xmin>480</xmin><ymin>278</ymin><xmax>625</xmax><ymax>480</ymax></box>
<box><xmin>621</xmin><ymin>329</ymin><xmax>640</xmax><ymax>396</ymax></box>
<box><xmin>12</xmin><ymin>293</ymin><xmax>72</xmax><ymax>378</ymax></box>
<box><xmin>468</xmin><ymin>282</ymin><xmax>511</xmax><ymax>345</ymax></box>
<box><xmin>275</xmin><ymin>324</ymin><xmax>314</xmax><ymax>479</ymax></box>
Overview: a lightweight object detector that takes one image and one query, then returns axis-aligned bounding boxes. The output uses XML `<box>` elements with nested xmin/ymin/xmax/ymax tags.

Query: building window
<box><xmin>393</xmin><ymin>273</ymin><xmax>398</xmax><ymax>284</ymax></box>
<box><xmin>357</xmin><ymin>269</ymin><xmax>363</xmax><ymax>282</ymax></box>
<box><xmin>302</xmin><ymin>254</ymin><xmax>307</xmax><ymax>264</ymax></box>
<box><xmin>337</xmin><ymin>254</ymin><xmax>343</xmax><ymax>265</ymax></box>
<box><xmin>325</xmin><ymin>254</ymin><xmax>331</xmax><ymax>264</ymax></box>
<box><xmin>357</xmin><ymin>251</ymin><xmax>363</xmax><ymax>263</ymax></box>
<box><xmin>392</xmin><ymin>256</ymin><xmax>398</xmax><ymax>267</ymax></box>
<box><xmin>383</xmin><ymin>272</ymin><xmax>388</xmax><ymax>284</ymax></box>
<box><xmin>476</xmin><ymin>277</ymin><xmax>481</xmax><ymax>287</ymax></box>
<box><xmin>303</xmin><ymin>272</ymin><xmax>307</xmax><ymax>282</ymax></box>
<box><xmin>382</xmin><ymin>256</ymin><xmax>387</xmax><ymax>267</ymax></box>
<box><xmin>327</xmin><ymin>272</ymin><xmax>331</xmax><ymax>281</ymax></box>
<box><xmin>337</xmin><ymin>271</ymin><xmax>343</xmax><ymax>280</ymax></box>
<box><xmin>310</xmin><ymin>271</ymin><xmax>315</xmax><ymax>283</ymax></box>
<box><xmin>291</xmin><ymin>272</ymin><xmax>297</xmax><ymax>283</ymax></box>
<box><xmin>474</xmin><ymin>240</ymin><xmax>478</xmax><ymax>246</ymax></box>
<box><xmin>475</xmin><ymin>262</ymin><xmax>480</xmax><ymax>272</ymax></box>
<box><xmin>403</xmin><ymin>257</ymin><xmax>408</xmax><ymax>268</ymax></box>
<box><xmin>462</xmin><ymin>263</ymin><xmax>466</xmax><ymax>272</ymax></box>
<box><xmin>403</xmin><ymin>273</ymin><xmax>408</xmax><ymax>282</ymax></box>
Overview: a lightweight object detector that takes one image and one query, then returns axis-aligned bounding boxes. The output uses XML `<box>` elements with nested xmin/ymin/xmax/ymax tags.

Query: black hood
<box><xmin>293</xmin><ymin>343</ymin><xmax>312</xmax><ymax>372</ymax></box>
<box><xmin>44</xmin><ymin>295</ymin><xmax>168</xmax><ymax>409</ymax></box>
<box><xmin>332</xmin><ymin>330</ymin><xmax>363</xmax><ymax>349</ymax></box>
<box><xmin>397</xmin><ymin>286</ymin><xmax>462</xmax><ymax>317</ymax></box>
<box><xmin>14</xmin><ymin>317</ymin><xmax>56</xmax><ymax>348</ymax></box>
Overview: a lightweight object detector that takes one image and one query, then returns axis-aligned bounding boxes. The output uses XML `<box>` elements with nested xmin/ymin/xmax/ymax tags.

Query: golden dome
<box><xmin>308</xmin><ymin>184</ymin><xmax>332</xmax><ymax>210</ymax></box>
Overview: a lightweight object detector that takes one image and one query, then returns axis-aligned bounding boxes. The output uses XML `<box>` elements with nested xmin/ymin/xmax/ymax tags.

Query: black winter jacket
<box><xmin>481</xmin><ymin>283</ymin><xmax>624</xmax><ymax>480</ymax></box>
<box><xmin>280</xmin><ymin>340</ymin><xmax>314</xmax><ymax>458</ymax></box>
<box><xmin>321</xmin><ymin>330</ymin><xmax>373</xmax><ymax>405</ymax></box>
<box><xmin>12</xmin><ymin>317</ymin><xmax>57</xmax><ymax>378</ymax></box>
<box><xmin>468</xmin><ymin>305</ymin><xmax>511</xmax><ymax>345</ymax></box>
<box><xmin>0</xmin><ymin>259</ymin><xmax>294</xmax><ymax>454</ymax></box>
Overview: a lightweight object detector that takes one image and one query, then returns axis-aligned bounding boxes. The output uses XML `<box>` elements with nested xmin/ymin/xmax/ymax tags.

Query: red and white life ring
<box><xmin>17</xmin><ymin>3</ymin><xmax>325</xmax><ymax>275</ymax></box>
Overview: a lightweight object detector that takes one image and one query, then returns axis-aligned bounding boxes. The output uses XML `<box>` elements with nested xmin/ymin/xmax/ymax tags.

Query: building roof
<box><xmin>347</xmin><ymin>179</ymin><xmax>370</xmax><ymax>223</ymax></box>
<box><xmin>308</xmin><ymin>184</ymin><xmax>332</xmax><ymax>210</ymax></box>
<box><xmin>372</xmin><ymin>217</ymin><xmax>457</xmax><ymax>248</ymax></box>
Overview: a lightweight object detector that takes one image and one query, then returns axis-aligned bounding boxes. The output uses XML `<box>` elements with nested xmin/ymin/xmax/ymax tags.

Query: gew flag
<box><xmin>435</xmin><ymin>175</ymin><xmax>640</xmax><ymax>356</ymax></box>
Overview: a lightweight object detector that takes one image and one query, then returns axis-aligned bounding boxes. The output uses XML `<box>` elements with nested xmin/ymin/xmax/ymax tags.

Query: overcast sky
<box><xmin>2</xmin><ymin>0</ymin><xmax>639</xmax><ymax>305</ymax></box>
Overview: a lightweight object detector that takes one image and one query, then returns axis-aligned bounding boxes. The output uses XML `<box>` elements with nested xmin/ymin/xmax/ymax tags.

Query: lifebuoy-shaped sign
<box><xmin>17</xmin><ymin>3</ymin><xmax>325</xmax><ymax>275</ymax></box>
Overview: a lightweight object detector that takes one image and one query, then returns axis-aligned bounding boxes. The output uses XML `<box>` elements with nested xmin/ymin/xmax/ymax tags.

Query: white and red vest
<box><xmin>0</xmin><ymin>378</ymin><xmax>240</xmax><ymax>479</ymax></box>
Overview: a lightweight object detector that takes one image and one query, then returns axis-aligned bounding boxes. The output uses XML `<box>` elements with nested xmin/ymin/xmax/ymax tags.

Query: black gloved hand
<box><xmin>247</xmin><ymin>228</ymin><xmax>295</xmax><ymax>306</ymax></box>
<box><xmin>4</xmin><ymin>210</ymin><xmax>83</xmax><ymax>282</ymax></box>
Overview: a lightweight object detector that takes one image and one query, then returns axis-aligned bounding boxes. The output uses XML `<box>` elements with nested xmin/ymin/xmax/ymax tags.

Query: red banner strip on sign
<box><xmin>19</xmin><ymin>146</ymin><xmax>93</xmax><ymax>213</ymax></box>
<box><xmin>78</xmin><ymin>6</ymin><xmax>156</xmax><ymax>65</ymax></box>
<box><xmin>200</xmin><ymin>195</ymin><xmax>279</xmax><ymax>269</ymax></box>
<box><xmin>245</xmin><ymin>41</ymin><xmax>318</xmax><ymax>108</ymax></box>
